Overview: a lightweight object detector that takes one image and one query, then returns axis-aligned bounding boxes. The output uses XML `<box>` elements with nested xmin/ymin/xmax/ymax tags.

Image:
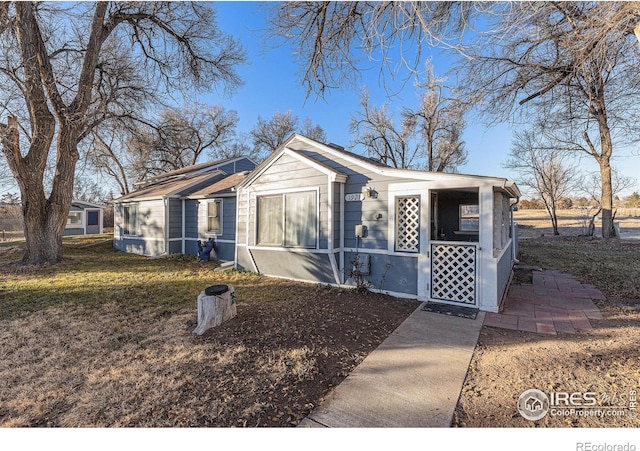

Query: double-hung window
<box><xmin>207</xmin><ymin>200</ymin><xmax>222</xmax><ymax>234</ymax></box>
<box><xmin>123</xmin><ymin>204</ymin><xmax>138</xmax><ymax>236</ymax></box>
<box><xmin>257</xmin><ymin>191</ymin><xmax>317</xmax><ymax>248</ymax></box>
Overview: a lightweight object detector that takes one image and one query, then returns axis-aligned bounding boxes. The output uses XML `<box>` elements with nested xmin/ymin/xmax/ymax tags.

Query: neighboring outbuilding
<box><xmin>235</xmin><ymin>134</ymin><xmax>521</xmax><ymax>313</ymax></box>
<box><xmin>64</xmin><ymin>200</ymin><xmax>105</xmax><ymax>236</ymax></box>
<box><xmin>113</xmin><ymin>156</ymin><xmax>256</xmax><ymax>260</ymax></box>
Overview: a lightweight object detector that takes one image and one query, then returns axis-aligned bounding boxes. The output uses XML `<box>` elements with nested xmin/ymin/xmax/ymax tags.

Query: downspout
<box><xmin>503</xmin><ymin>179</ymin><xmax>521</xmax><ymax>264</ymax></box>
<box><xmin>163</xmin><ymin>196</ymin><xmax>169</xmax><ymax>256</ymax></box>
<box><xmin>339</xmin><ymin>182</ymin><xmax>345</xmax><ymax>284</ymax></box>
<box><xmin>181</xmin><ymin>198</ymin><xmax>186</xmax><ymax>254</ymax></box>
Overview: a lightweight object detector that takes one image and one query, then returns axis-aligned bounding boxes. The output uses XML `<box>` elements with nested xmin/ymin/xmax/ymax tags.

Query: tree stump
<box><xmin>193</xmin><ymin>285</ymin><xmax>236</xmax><ymax>335</ymax></box>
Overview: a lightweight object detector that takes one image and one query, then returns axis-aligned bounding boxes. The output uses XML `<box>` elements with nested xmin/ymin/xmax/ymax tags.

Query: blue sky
<box><xmin>207</xmin><ymin>3</ymin><xmax>516</xmax><ymax>176</ymax></box>
<box><xmin>204</xmin><ymin>1</ymin><xmax>638</xmax><ymax>198</ymax></box>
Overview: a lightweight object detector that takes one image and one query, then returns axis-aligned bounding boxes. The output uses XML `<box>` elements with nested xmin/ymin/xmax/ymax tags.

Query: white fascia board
<box><xmin>288</xmin><ymin>133</ymin><xmax>518</xmax><ymax>194</ymax></box>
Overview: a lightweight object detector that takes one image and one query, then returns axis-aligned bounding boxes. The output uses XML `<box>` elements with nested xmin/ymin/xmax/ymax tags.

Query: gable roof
<box><xmin>136</xmin><ymin>156</ymin><xmax>255</xmax><ymax>187</ymax></box>
<box><xmin>187</xmin><ymin>171</ymin><xmax>251</xmax><ymax>198</ymax></box>
<box><xmin>117</xmin><ymin>156</ymin><xmax>257</xmax><ymax>202</ymax></box>
<box><xmin>116</xmin><ymin>171</ymin><xmax>226</xmax><ymax>202</ymax></box>
<box><xmin>71</xmin><ymin>200</ymin><xmax>105</xmax><ymax>209</ymax></box>
<box><xmin>252</xmin><ymin>133</ymin><xmax>520</xmax><ymax>199</ymax></box>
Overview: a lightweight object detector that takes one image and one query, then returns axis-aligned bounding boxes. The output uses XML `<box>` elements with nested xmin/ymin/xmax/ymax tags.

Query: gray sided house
<box><xmin>235</xmin><ymin>134</ymin><xmax>521</xmax><ymax>313</ymax></box>
<box><xmin>64</xmin><ymin>200</ymin><xmax>105</xmax><ymax>236</ymax></box>
<box><xmin>113</xmin><ymin>157</ymin><xmax>256</xmax><ymax>260</ymax></box>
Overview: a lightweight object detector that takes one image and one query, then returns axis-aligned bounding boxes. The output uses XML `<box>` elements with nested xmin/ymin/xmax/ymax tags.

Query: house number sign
<box><xmin>345</xmin><ymin>193</ymin><xmax>363</xmax><ymax>202</ymax></box>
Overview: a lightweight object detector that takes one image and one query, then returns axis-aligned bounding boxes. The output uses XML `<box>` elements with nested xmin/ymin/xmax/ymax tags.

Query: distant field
<box><xmin>514</xmin><ymin>208</ymin><xmax>640</xmax><ymax>239</ymax></box>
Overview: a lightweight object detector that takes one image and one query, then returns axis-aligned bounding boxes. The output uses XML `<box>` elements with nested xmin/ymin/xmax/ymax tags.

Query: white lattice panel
<box><xmin>431</xmin><ymin>243</ymin><xmax>477</xmax><ymax>305</ymax></box>
<box><xmin>396</xmin><ymin>196</ymin><xmax>420</xmax><ymax>252</ymax></box>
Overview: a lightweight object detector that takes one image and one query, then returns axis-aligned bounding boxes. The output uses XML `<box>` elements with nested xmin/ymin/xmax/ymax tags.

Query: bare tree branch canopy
<box><xmin>270</xmin><ymin>1</ymin><xmax>640</xmax><ymax>238</ymax></box>
<box><xmin>505</xmin><ymin>128</ymin><xmax>578</xmax><ymax>235</ymax></box>
<box><xmin>350</xmin><ymin>61</ymin><xmax>468</xmax><ymax>171</ymax></box>
<box><xmin>250</xmin><ymin>110</ymin><xmax>327</xmax><ymax>157</ymax></box>
<box><xmin>0</xmin><ymin>2</ymin><xmax>246</xmax><ymax>264</ymax></box>
<box><xmin>267</xmin><ymin>1</ymin><xmax>471</xmax><ymax>98</ymax></box>
<box><xmin>350</xmin><ymin>88</ymin><xmax>418</xmax><ymax>169</ymax></box>
<box><xmin>459</xmin><ymin>2</ymin><xmax>640</xmax><ymax>238</ymax></box>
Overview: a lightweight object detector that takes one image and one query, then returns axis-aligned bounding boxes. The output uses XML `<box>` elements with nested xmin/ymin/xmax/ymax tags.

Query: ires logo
<box><xmin>549</xmin><ymin>392</ymin><xmax>597</xmax><ymax>406</ymax></box>
<box><xmin>518</xmin><ymin>389</ymin><xmax>597</xmax><ymax>421</ymax></box>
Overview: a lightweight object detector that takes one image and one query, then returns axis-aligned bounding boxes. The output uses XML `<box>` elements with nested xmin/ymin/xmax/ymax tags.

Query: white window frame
<box><xmin>459</xmin><ymin>204</ymin><xmax>480</xmax><ymax>232</ymax></box>
<box><xmin>255</xmin><ymin>188</ymin><xmax>319</xmax><ymax>249</ymax></box>
<box><xmin>66</xmin><ymin>211</ymin><xmax>84</xmax><ymax>228</ymax></box>
<box><xmin>123</xmin><ymin>204</ymin><xmax>139</xmax><ymax>236</ymax></box>
<box><xmin>206</xmin><ymin>199</ymin><xmax>223</xmax><ymax>235</ymax></box>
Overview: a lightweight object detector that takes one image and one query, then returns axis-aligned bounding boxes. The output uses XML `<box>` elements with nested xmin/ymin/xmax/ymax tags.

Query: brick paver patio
<box><xmin>484</xmin><ymin>269</ymin><xmax>604</xmax><ymax>335</ymax></box>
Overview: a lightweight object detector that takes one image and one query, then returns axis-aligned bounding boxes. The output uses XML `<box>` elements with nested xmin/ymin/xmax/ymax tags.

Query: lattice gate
<box><xmin>430</xmin><ymin>243</ymin><xmax>477</xmax><ymax>305</ymax></box>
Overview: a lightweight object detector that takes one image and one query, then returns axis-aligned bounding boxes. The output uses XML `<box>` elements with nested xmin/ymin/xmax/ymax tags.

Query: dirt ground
<box><xmin>0</xmin><ymin>240</ymin><xmax>419</xmax><ymax>427</ymax></box>
<box><xmin>454</xmin><ymin>234</ymin><xmax>640</xmax><ymax>427</ymax></box>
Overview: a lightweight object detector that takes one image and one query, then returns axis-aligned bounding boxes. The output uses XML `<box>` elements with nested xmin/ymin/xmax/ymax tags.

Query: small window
<box><xmin>123</xmin><ymin>204</ymin><xmax>138</xmax><ymax>236</ymax></box>
<box><xmin>87</xmin><ymin>211</ymin><xmax>100</xmax><ymax>227</ymax></box>
<box><xmin>67</xmin><ymin>211</ymin><xmax>83</xmax><ymax>227</ymax></box>
<box><xmin>460</xmin><ymin>204</ymin><xmax>479</xmax><ymax>232</ymax></box>
<box><xmin>207</xmin><ymin>200</ymin><xmax>222</xmax><ymax>234</ymax></box>
<box><xmin>396</xmin><ymin>196</ymin><xmax>420</xmax><ymax>252</ymax></box>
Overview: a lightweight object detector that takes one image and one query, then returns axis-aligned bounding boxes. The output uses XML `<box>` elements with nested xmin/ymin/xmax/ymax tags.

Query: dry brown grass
<box><xmin>0</xmin><ymin>236</ymin><xmax>418</xmax><ymax>427</ymax></box>
<box><xmin>455</xmin><ymin>212</ymin><xmax>640</xmax><ymax>428</ymax></box>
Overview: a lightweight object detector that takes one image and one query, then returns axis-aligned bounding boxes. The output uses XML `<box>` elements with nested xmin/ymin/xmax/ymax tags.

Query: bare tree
<box><xmin>250</xmin><ymin>110</ymin><xmax>326</xmax><ymax>156</ymax></box>
<box><xmin>269</xmin><ymin>2</ymin><xmax>640</xmax><ymax>238</ymax></box>
<box><xmin>459</xmin><ymin>2</ymin><xmax>640</xmax><ymax>238</ymax></box>
<box><xmin>579</xmin><ymin>168</ymin><xmax>636</xmax><ymax>236</ymax></box>
<box><xmin>268</xmin><ymin>2</ymin><xmax>471</xmax><ymax>97</ymax></box>
<box><xmin>0</xmin><ymin>2</ymin><xmax>245</xmax><ymax>264</ymax></box>
<box><xmin>154</xmin><ymin>104</ymin><xmax>240</xmax><ymax>169</ymax></box>
<box><xmin>403</xmin><ymin>61</ymin><xmax>468</xmax><ymax>172</ymax></box>
<box><xmin>505</xmin><ymin>129</ymin><xmax>578</xmax><ymax>236</ymax></box>
<box><xmin>350</xmin><ymin>89</ymin><xmax>418</xmax><ymax>169</ymax></box>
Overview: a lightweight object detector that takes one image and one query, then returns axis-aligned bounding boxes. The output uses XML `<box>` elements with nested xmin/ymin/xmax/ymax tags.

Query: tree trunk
<box><xmin>599</xmin><ymin>159</ymin><xmax>615</xmax><ymax>239</ymax></box>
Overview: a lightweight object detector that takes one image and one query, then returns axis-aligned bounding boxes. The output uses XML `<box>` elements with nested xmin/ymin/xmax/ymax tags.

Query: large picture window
<box><xmin>123</xmin><ymin>204</ymin><xmax>138</xmax><ymax>236</ymax></box>
<box><xmin>207</xmin><ymin>200</ymin><xmax>222</xmax><ymax>234</ymax></box>
<box><xmin>257</xmin><ymin>191</ymin><xmax>317</xmax><ymax>248</ymax></box>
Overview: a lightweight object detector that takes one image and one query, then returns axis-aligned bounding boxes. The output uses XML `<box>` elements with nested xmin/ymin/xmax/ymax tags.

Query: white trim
<box><xmin>240</xmin><ymin>147</ymin><xmax>346</xmax><ymax>188</ymax></box>
<box><xmin>376</xmin><ymin>289</ymin><xmax>419</xmax><ymax>300</ymax></box>
<box><xmin>327</xmin><ymin>180</ymin><xmax>333</xmax><ymax>251</ymax></box>
<box><xmin>339</xmin><ymin>182</ymin><xmax>345</xmax><ymax>284</ymax></box>
<box><xmin>329</xmin><ymin>253</ymin><xmax>341</xmax><ymax>285</ymax></box>
<box><xmin>341</xmin><ymin>247</ymin><xmax>420</xmax><ymax>258</ymax></box>
<box><xmin>66</xmin><ymin>211</ymin><xmax>84</xmax><ymax>229</ymax></box>
<box><xmin>286</xmin><ymin>134</ymin><xmax>518</xmax><ymax>191</ymax></box>
<box><xmin>115</xmin><ymin>236</ymin><xmax>163</xmax><ymax>242</ymax></box>
<box><xmin>247</xmin><ymin>245</ymin><xmax>331</xmax><ymax>254</ymax></box>
<box><xmin>181</xmin><ymin>199</ymin><xmax>186</xmax><ymax>254</ymax></box>
<box><xmin>254</xmin><ymin>187</ymin><xmax>320</xmax><ymax>249</ymax></box>
<box><xmin>179</xmin><ymin>237</ymin><xmax>236</xmax><ymax>244</ymax></box>
<box><xmin>205</xmin><ymin>198</ymin><xmax>223</xmax><ymax>235</ymax></box>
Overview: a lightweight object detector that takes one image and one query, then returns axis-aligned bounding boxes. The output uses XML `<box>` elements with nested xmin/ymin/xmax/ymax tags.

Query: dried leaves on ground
<box><xmin>0</xmin><ymin>237</ymin><xmax>418</xmax><ymax>427</ymax></box>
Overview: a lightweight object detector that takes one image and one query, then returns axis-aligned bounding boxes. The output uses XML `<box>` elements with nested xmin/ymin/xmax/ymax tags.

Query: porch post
<box><xmin>478</xmin><ymin>186</ymin><xmax>498</xmax><ymax>312</ymax></box>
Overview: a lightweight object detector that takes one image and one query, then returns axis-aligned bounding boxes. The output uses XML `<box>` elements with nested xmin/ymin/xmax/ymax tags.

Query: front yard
<box><xmin>0</xmin><ymin>237</ymin><xmax>417</xmax><ymax>427</ymax></box>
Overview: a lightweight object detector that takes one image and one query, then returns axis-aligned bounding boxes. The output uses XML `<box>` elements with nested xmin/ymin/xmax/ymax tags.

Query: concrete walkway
<box><xmin>298</xmin><ymin>305</ymin><xmax>485</xmax><ymax>428</ymax></box>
